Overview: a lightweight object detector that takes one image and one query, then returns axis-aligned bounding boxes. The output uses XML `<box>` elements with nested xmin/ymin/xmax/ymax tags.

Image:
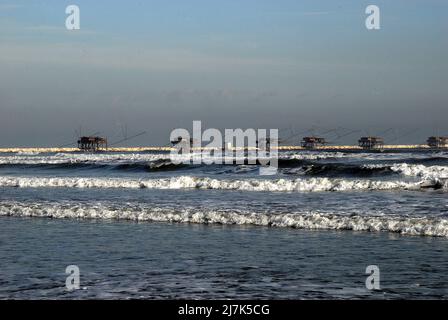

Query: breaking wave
<box><xmin>0</xmin><ymin>153</ymin><xmax>170</xmax><ymax>165</ymax></box>
<box><xmin>1</xmin><ymin>152</ymin><xmax>447</xmax><ymax>175</ymax></box>
<box><xmin>390</xmin><ymin>163</ymin><xmax>448</xmax><ymax>179</ymax></box>
<box><xmin>0</xmin><ymin>175</ymin><xmax>445</xmax><ymax>192</ymax></box>
<box><xmin>0</xmin><ymin>153</ymin><xmax>271</xmax><ymax>172</ymax></box>
<box><xmin>2</xmin><ymin>201</ymin><xmax>448</xmax><ymax>237</ymax></box>
<box><xmin>0</xmin><ymin>154</ymin><xmax>192</xmax><ymax>172</ymax></box>
<box><xmin>363</xmin><ymin>163</ymin><xmax>448</xmax><ymax>180</ymax></box>
<box><xmin>282</xmin><ymin>163</ymin><xmax>394</xmax><ymax>177</ymax></box>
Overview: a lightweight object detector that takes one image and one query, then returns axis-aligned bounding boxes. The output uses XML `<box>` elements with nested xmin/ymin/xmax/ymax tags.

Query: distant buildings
<box><xmin>301</xmin><ymin>136</ymin><xmax>327</xmax><ymax>149</ymax></box>
<box><xmin>427</xmin><ymin>136</ymin><xmax>448</xmax><ymax>149</ymax></box>
<box><xmin>358</xmin><ymin>136</ymin><xmax>384</xmax><ymax>150</ymax></box>
<box><xmin>77</xmin><ymin>136</ymin><xmax>108</xmax><ymax>152</ymax></box>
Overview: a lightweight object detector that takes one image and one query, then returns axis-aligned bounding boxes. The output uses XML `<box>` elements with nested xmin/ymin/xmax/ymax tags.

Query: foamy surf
<box><xmin>0</xmin><ymin>175</ymin><xmax>445</xmax><ymax>192</ymax></box>
<box><xmin>0</xmin><ymin>153</ymin><xmax>171</xmax><ymax>165</ymax></box>
<box><xmin>362</xmin><ymin>163</ymin><xmax>448</xmax><ymax>180</ymax></box>
<box><xmin>390</xmin><ymin>163</ymin><xmax>448</xmax><ymax>179</ymax></box>
<box><xmin>0</xmin><ymin>153</ymin><xmax>269</xmax><ymax>168</ymax></box>
<box><xmin>1</xmin><ymin>201</ymin><xmax>448</xmax><ymax>237</ymax></box>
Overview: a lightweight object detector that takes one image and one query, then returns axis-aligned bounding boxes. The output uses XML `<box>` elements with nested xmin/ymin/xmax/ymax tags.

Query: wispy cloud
<box><xmin>23</xmin><ymin>25</ymin><xmax>65</xmax><ymax>32</ymax></box>
<box><xmin>268</xmin><ymin>10</ymin><xmax>330</xmax><ymax>17</ymax></box>
<box><xmin>300</xmin><ymin>11</ymin><xmax>329</xmax><ymax>16</ymax></box>
<box><xmin>23</xmin><ymin>25</ymin><xmax>98</xmax><ymax>35</ymax></box>
<box><xmin>0</xmin><ymin>4</ymin><xmax>23</xmax><ymax>10</ymax></box>
<box><xmin>0</xmin><ymin>42</ymin><xmax>302</xmax><ymax>73</ymax></box>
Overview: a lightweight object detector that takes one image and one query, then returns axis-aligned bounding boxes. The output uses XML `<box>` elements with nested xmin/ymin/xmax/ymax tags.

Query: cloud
<box><xmin>268</xmin><ymin>10</ymin><xmax>330</xmax><ymax>17</ymax></box>
<box><xmin>0</xmin><ymin>4</ymin><xmax>22</xmax><ymax>10</ymax></box>
<box><xmin>300</xmin><ymin>11</ymin><xmax>329</xmax><ymax>16</ymax></box>
<box><xmin>23</xmin><ymin>25</ymin><xmax>98</xmax><ymax>35</ymax></box>
<box><xmin>23</xmin><ymin>25</ymin><xmax>66</xmax><ymax>32</ymax></box>
<box><xmin>0</xmin><ymin>42</ymin><xmax>301</xmax><ymax>73</ymax></box>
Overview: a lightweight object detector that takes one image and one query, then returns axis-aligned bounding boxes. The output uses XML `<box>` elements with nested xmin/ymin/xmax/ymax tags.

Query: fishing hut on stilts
<box><xmin>77</xmin><ymin>136</ymin><xmax>108</xmax><ymax>152</ymax></box>
<box><xmin>427</xmin><ymin>136</ymin><xmax>448</xmax><ymax>149</ymax></box>
<box><xmin>358</xmin><ymin>136</ymin><xmax>384</xmax><ymax>150</ymax></box>
<box><xmin>301</xmin><ymin>136</ymin><xmax>327</xmax><ymax>149</ymax></box>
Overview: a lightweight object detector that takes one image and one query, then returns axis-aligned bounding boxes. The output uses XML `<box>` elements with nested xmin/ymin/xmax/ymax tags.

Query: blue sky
<box><xmin>0</xmin><ymin>0</ymin><xmax>447</xmax><ymax>146</ymax></box>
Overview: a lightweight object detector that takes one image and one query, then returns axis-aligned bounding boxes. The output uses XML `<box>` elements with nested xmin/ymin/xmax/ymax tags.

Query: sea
<box><xmin>0</xmin><ymin>149</ymin><xmax>448</xmax><ymax>299</ymax></box>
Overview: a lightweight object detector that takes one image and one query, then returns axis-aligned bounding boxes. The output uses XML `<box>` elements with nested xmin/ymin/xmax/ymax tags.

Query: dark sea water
<box><xmin>1</xmin><ymin>149</ymin><xmax>448</xmax><ymax>299</ymax></box>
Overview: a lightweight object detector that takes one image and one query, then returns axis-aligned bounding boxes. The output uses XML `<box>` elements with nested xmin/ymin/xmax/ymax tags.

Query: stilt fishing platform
<box><xmin>77</xmin><ymin>136</ymin><xmax>108</xmax><ymax>152</ymax></box>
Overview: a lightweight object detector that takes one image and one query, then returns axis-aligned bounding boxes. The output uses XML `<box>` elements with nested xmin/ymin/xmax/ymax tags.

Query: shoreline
<box><xmin>0</xmin><ymin>144</ymin><xmax>432</xmax><ymax>153</ymax></box>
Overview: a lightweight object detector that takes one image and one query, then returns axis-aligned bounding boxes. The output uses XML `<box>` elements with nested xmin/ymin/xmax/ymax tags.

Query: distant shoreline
<box><xmin>0</xmin><ymin>145</ymin><xmax>433</xmax><ymax>153</ymax></box>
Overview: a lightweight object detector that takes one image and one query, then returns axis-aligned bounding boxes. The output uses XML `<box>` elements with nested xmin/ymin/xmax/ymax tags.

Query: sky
<box><xmin>0</xmin><ymin>0</ymin><xmax>447</xmax><ymax>147</ymax></box>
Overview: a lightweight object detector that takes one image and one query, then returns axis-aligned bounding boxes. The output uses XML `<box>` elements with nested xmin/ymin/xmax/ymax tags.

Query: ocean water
<box><xmin>1</xmin><ymin>149</ymin><xmax>448</xmax><ymax>299</ymax></box>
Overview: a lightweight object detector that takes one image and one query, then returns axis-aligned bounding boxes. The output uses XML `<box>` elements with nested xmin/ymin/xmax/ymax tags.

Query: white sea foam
<box><xmin>0</xmin><ymin>153</ymin><xmax>171</xmax><ymax>165</ymax></box>
<box><xmin>364</xmin><ymin>163</ymin><xmax>448</xmax><ymax>180</ymax></box>
<box><xmin>2</xmin><ymin>201</ymin><xmax>448</xmax><ymax>237</ymax></box>
<box><xmin>0</xmin><ymin>151</ymin><xmax>342</xmax><ymax>165</ymax></box>
<box><xmin>2</xmin><ymin>151</ymin><xmax>447</xmax><ymax>166</ymax></box>
<box><xmin>0</xmin><ymin>152</ymin><xmax>264</xmax><ymax>166</ymax></box>
<box><xmin>282</xmin><ymin>151</ymin><xmax>448</xmax><ymax>161</ymax></box>
<box><xmin>0</xmin><ymin>175</ymin><xmax>443</xmax><ymax>192</ymax></box>
<box><xmin>281</xmin><ymin>152</ymin><xmax>348</xmax><ymax>160</ymax></box>
<box><xmin>390</xmin><ymin>163</ymin><xmax>448</xmax><ymax>179</ymax></box>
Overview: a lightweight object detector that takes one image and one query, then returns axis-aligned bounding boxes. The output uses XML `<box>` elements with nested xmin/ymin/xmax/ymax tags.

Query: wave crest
<box><xmin>2</xmin><ymin>201</ymin><xmax>448</xmax><ymax>237</ymax></box>
<box><xmin>0</xmin><ymin>175</ymin><xmax>445</xmax><ymax>192</ymax></box>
